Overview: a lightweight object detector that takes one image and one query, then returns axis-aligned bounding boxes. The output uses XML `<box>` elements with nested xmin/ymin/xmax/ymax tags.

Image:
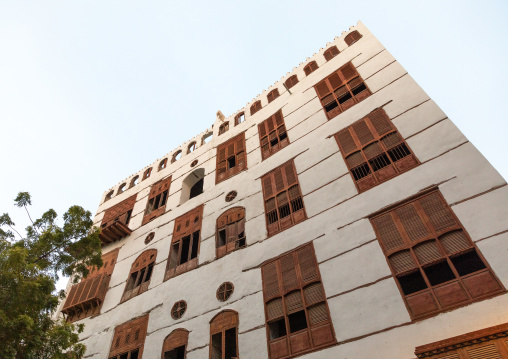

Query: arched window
<box><xmin>323</xmin><ymin>45</ymin><xmax>340</xmax><ymax>61</ymax></box>
<box><xmin>202</xmin><ymin>132</ymin><xmax>213</xmax><ymax>145</ymax></box>
<box><xmin>250</xmin><ymin>100</ymin><xmax>262</xmax><ymax>115</ymax></box>
<box><xmin>267</xmin><ymin>89</ymin><xmax>280</xmax><ymax>103</ymax></box>
<box><xmin>117</xmin><ymin>183</ymin><xmax>126</xmax><ymax>195</ymax></box>
<box><xmin>129</xmin><ymin>175</ymin><xmax>139</xmax><ymax>189</ymax></box>
<box><xmin>284</xmin><ymin>75</ymin><xmax>299</xmax><ymax>90</ymax></box>
<box><xmin>121</xmin><ymin>249</ymin><xmax>157</xmax><ymax>302</ymax></box>
<box><xmin>161</xmin><ymin>329</ymin><xmax>188</xmax><ymax>359</ymax></box>
<box><xmin>105</xmin><ymin>190</ymin><xmax>114</xmax><ymax>202</ymax></box>
<box><xmin>234</xmin><ymin>112</ymin><xmax>245</xmax><ymax>126</ymax></box>
<box><xmin>143</xmin><ymin>167</ymin><xmax>152</xmax><ymax>180</ymax></box>
<box><xmin>109</xmin><ymin>315</ymin><xmax>149</xmax><ymax>359</ymax></box>
<box><xmin>180</xmin><ymin>168</ymin><xmax>205</xmax><ymax>204</ymax></box>
<box><xmin>210</xmin><ymin>310</ymin><xmax>239</xmax><ymax>359</ymax></box>
<box><xmin>345</xmin><ymin>30</ymin><xmax>362</xmax><ymax>46</ymax></box>
<box><xmin>216</xmin><ymin>207</ymin><xmax>246</xmax><ymax>258</ymax></box>
<box><xmin>172</xmin><ymin>150</ymin><xmax>182</xmax><ymax>163</ymax></box>
<box><xmin>159</xmin><ymin>158</ymin><xmax>168</xmax><ymax>171</ymax></box>
<box><xmin>304</xmin><ymin>61</ymin><xmax>318</xmax><ymax>76</ymax></box>
<box><xmin>187</xmin><ymin>142</ymin><xmax>196</xmax><ymax>154</ymax></box>
<box><xmin>219</xmin><ymin>122</ymin><xmax>229</xmax><ymax>136</ymax></box>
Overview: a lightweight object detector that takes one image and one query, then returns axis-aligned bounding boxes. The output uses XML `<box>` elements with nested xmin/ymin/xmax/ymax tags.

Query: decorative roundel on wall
<box><xmin>216</xmin><ymin>282</ymin><xmax>234</xmax><ymax>302</ymax></box>
<box><xmin>190</xmin><ymin>159</ymin><xmax>198</xmax><ymax>167</ymax></box>
<box><xmin>225</xmin><ymin>191</ymin><xmax>237</xmax><ymax>202</ymax></box>
<box><xmin>171</xmin><ymin>300</ymin><xmax>187</xmax><ymax>319</ymax></box>
<box><xmin>145</xmin><ymin>232</ymin><xmax>155</xmax><ymax>244</ymax></box>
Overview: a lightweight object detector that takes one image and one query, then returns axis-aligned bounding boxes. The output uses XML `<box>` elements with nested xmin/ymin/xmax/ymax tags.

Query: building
<box><xmin>57</xmin><ymin>21</ymin><xmax>508</xmax><ymax>359</ymax></box>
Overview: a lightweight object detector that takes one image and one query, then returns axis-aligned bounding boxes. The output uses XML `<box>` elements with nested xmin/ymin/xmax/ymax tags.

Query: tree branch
<box><xmin>24</xmin><ymin>205</ymin><xmax>40</xmax><ymax>236</ymax></box>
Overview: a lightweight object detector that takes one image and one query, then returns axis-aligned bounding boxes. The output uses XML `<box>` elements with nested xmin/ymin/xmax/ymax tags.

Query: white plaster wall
<box><xmin>63</xmin><ymin>20</ymin><xmax>508</xmax><ymax>359</ymax></box>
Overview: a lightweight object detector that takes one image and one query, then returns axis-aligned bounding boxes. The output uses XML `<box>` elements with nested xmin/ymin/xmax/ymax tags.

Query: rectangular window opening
<box><xmin>324</xmin><ymin>100</ymin><xmax>339</xmax><ymax>113</ymax></box>
<box><xmin>225</xmin><ymin>328</ymin><xmax>237</xmax><ymax>359</ymax></box>
<box><xmin>190</xmin><ymin>231</ymin><xmax>199</xmax><ymax>259</ymax></box>
<box><xmin>424</xmin><ymin>261</ymin><xmax>456</xmax><ymax>286</ymax></box>
<box><xmin>369</xmin><ymin>153</ymin><xmax>392</xmax><ymax>172</ymax></box>
<box><xmin>136</xmin><ymin>268</ymin><xmax>146</xmax><ymax>287</ymax></box>
<box><xmin>154</xmin><ymin>194</ymin><xmax>162</xmax><ymax>210</ymax></box>
<box><xmin>451</xmin><ymin>250</ymin><xmax>486</xmax><ymax>276</ymax></box>
<box><xmin>146</xmin><ymin>198</ymin><xmax>155</xmax><ymax>214</ymax></box>
<box><xmin>130</xmin><ymin>349</ymin><xmax>139</xmax><ymax>359</ymax></box>
<box><xmin>227</xmin><ymin>156</ymin><xmax>236</xmax><ymax>169</ymax></box>
<box><xmin>278</xmin><ymin>203</ymin><xmax>291</xmax><ymax>219</ymax></box>
<box><xmin>338</xmin><ymin>92</ymin><xmax>353</xmax><ymax>104</ymax></box>
<box><xmin>160</xmin><ymin>190</ymin><xmax>168</xmax><ymax>207</ymax></box>
<box><xmin>351</xmin><ymin>83</ymin><xmax>367</xmax><ymax>96</ymax></box>
<box><xmin>268</xmin><ymin>318</ymin><xmax>287</xmax><ymax>340</ymax></box>
<box><xmin>351</xmin><ymin>162</ymin><xmax>371</xmax><ymax>181</ymax></box>
<box><xmin>211</xmin><ymin>333</ymin><xmax>222</xmax><ymax>359</ymax></box>
<box><xmin>218</xmin><ymin>229</ymin><xmax>226</xmax><ymax>247</ymax></box>
<box><xmin>164</xmin><ymin>345</ymin><xmax>185</xmax><ymax>359</ymax></box>
<box><xmin>279</xmin><ymin>131</ymin><xmax>287</xmax><ymax>142</ymax></box>
<box><xmin>127</xmin><ymin>272</ymin><xmax>138</xmax><ymax>291</ymax></box>
<box><xmin>169</xmin><ymin>243</ymin><xmax>180</xmax><ymax>269</ymax></box>
<box><xmin>398</xmin><ymin>270</ymin><xmax>428</xmax><ymax>295</ymax></box>
<box><xmin>180</xmin><ymin>236</ymin><xmax>191</xmax><ymax>264</ymax></box>
<box><xmin>125</xmin><ymin>210</ymin><xmax>133</xmax><ymax>225</ymax></box>
<box><xmin>145</xmin><ymin>263</ymin><xmax>154</xmax><ymax>283</ymax></box>
<box><xmin>288</xmin><ymin>310</ymin><xmax>308</xmax><ymax>333</ymax></box>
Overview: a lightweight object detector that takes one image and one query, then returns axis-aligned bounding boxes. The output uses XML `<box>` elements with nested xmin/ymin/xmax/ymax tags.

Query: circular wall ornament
<box><xmin>216</xmin><ymin>282</ymin><xmax>234</xmax><ymax>302</ymax></box>
<box><xmin>145</xmin><ymin>232</ymin><xmax>155</xmax><ymax>244</ymax></box>
<box><xmin>171</xmin><ymin>300</ymin><xmax>187</xmax><ymax>319</ymax></box>
<box><xmin>190</xmin><ymin>159</ymin><xmax>198</xmax><ymax>167</ymax></box>
<box><xmin>225</xmin><ymin>191</ymin><xmax>237</xmax><ymax>202</ymax></box>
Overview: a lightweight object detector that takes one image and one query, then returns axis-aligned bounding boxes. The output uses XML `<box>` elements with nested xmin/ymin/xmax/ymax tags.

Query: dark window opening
<box><xmin>424</xmin><ymin>261</ymin><xmax>456</xmax><ymax>286</ymax></box>
<box><xmin>225</xmin><ymin>328</ymin><xmax>237</xmax><ymax>359</ymax></box>
<box><xmin>135</xmin><ymin>268</ymin><xmax>146</xmax><ymax>287</ymax></box>
<box><xmin>388</xmin><ymin>143</ymin><xmax>411</xmax><ymax>162</ymax></box>
<box><xmin>227</xmin><ymin>156</ymin><xmax>236</xmax><ymax>169</ymax></box>
<box><xmin>267</xmin><ymin>210</ymin><xmax>278</xmax><ymax>224</ymax></box>
<box><xmin>190</xmin><ymin>178</ymin><xmax>204</xmax><ymax>199</ymax></box>
<box><xmin>338</xmin><ymin>92</ymin><xmax>353</xmax><ymax>104</ymax></box>
<box><xmin>218</xmin><ymin>229</ymin><xmax>226</xmax><ymax>247</ymax></box>
<box><xmin>279</xmin><ymin>131</ymin><xmax>287</xmax><ymax>142</ymax></box>
<box><xmin>161</xmin><ymin>191</ymin><xmax>168</xmax><ymax>207</ymax></box>
<box><xmin>191</xmin><ymin>231</ymin><xmax>199</xmax><ymax>259</ymax></box>
<box><xmin>236</xmin><ymin>236</ymin><xmax>246</xmax><ymax>249</ymax></box>
<box><xmin>324</xmin><ymin>100</ymin><xmax>339</xmax><ymax>113</ymax></box>
<box><xmin>288</xmin><ymin>310</ymin><xmax>308</xmax><ymax>333</ymax></box>
<box><xmin>169</xmin><ymin>243</ymin><xmax>179</xmax><ymax>269</ymax></box>
<box><xmin>369</xmin><ymin>153</ymin><xmax>391</xmax><ymax>172</ymax></box>
<box><xmin>270</xmin><ymin>134</ymin><xmax>279</xmax><ymax>147</ymax></box>
<box><xmin>211</xmin><ymin>333</ymin><xmax>222</xmax><ymax>359</ymax></box>
<box><xmin>125</xmin><ymin>210</ymin><xmax>133</xmax><ymax>225</ymax></box>
<box><xmin>268</xmin><ymin>318</ymin><xmax>287</xmax><ymax>340</ymax></box>
<box><xmin>180</xmin><ymin>236</ymin><xmax>191</xmax><ymax>264</ymax></box>
<box><xmin>145</xmin><ymin>263</ymin><xmax>154</xmax><ymax>282</ymax></box>
<box><xmin>351</xmin><ymin>162</ymin><xmax>371</xmax><ymax>181</ymax></box>
<box><xmin>451</xmin><ymin>251</ymin><xmax>486</xmax><ymax>276</ymax></box>
<box><xmin>119</xmin><ymin>353</ymin><xmax>128</xmax><ymax>359</ymax></box>
<box><xmin>351</xmin><ymin>83</ymin><xmax>367</xmax><ymax>96</ymax></box>
<box><xmin>130</xmin><ymin>349</ymin><xmax>139</xmax><ymax>359</ymax></box>
<box><xmin>278</xmin><ymin>203</ymin><xmax>291</xmax><ymax>219</ymax></box>
<box><xmin>164</xmin><ymin>345</ymin><xmax>186</xmax><ymax>359</ymax></box>
<box><xmin>398</xmin><ymin>271</ymin><xmax>428</xmax><ymax>295</ymax></box>
<box><xmin>154</xmin><ymin>194</ymin><xmax>161</xmax><ymax>209</ymax></box>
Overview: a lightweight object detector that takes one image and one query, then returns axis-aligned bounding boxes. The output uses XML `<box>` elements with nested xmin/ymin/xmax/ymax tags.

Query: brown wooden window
<box><xmin>100</xmin><ymin>194</ymin><xmax>136</xmax><ymax>245</ymax></box>
<box><xmin>216</xmin><ymin>207</ymin><xmax>246</xmax><ymax>259</ymax></box>
<box><xmin>234</xmin><ymin>112</ymin><xmax>245</xmax><ymax>126</ymax></box>
<box><xmin>371</xmin><ymin>190</ymin><xmax>505</xmax><ymax>320</ymax></box>
<box><xmin>267</xmin><ymin>89</ymin><xmax>280</xmax><ymax>103</ymax></box>
<box><xmin>344</xmin><ymin>30</ymin><xmax>362</xmax><ymax>46</ymax></box>
<box><xmin>165</xmin><ymin>205</ymin><xmax>203</xmax><ymax>280</ymax></box>
<box><xmin>142</xmin><ymin>176</ymin><xmax>172</xmax><ymax>226</ymax></box>
<box><xmin>142</xmin><ymin>167</ymin><xmax>152</xmax><ymax>180</ymax></box>
<box><xmin>261</xmin><ymin>160</ymin><xmax>306</xmax><ymax>237</ymax></box>
<box><xmin>284</xmin><ymin>75</ymin><xmax>299</xmax><ymax>90</ymax></box>
<box><xmin>219</xmin><ymin>122</ymin><xmax>229</xmax><ymax>136</ymax></box>
<box><xmin>258</xmin><ymin>110</ymin><xmax>289</xmax><ymax>161</ymax></box>
<box><xmin>159</xmin><ymin>158</ymin><xmax>168</xmax><ymax>171</ymax></box>
<box><xmin>109</xmin><ymin>314</ymin><xmax>149</xmax><ymax>359</ymax></box>
<box><xmin>323</xmin><ymin>46</ymin><xmax>339</xmax><ymax>61</ymax></box>
<box><xmin>415</xmin><ymin>322</ymin><xmax>508</xmax><ymax>359</ymax></box>
<box><xmin>261</xmin><ymin>243</ymin><xmax>336</xmax><ymax>359</ymax></box>
<box><xmin>209</xmin><ymin>310</ymin><xmax>239</xmax><ymax>359</ymax></box>
<box><xmin>250</xmin><ymin>100</ymin><xmax>262</xmax><ymax>115</ymax></box>
<box><xmin>314</xmin><ymin>62</ymin><xmax>371</xmax><ymax>120</ymax></box>
<box><xmin>304</xmin><ymin>61</ymin><xmax>318</xmax><ymax>76</ymax></box>
<box><xmin>216</xmin><ymin>132</ymin><xmax>247</xmax><ymax>184</ymax></box>
<box><xmin>62</xmin><ymin>249</ymin><xmax>119</xmax><ymax>322</ymax></box>
<box><xmin>121</xmin><ymin>249</ymin><xmax>157</xmax><ymax>302</ymax></box>
<box><xmin>162</xmin><ymin>329</ymin><xmax>188</xmax><ymax>359</ymax></box>
<box><xmin>334</xmin><ymin>108</ymin><xmax>419</xmax><ymax>193</ymax></box>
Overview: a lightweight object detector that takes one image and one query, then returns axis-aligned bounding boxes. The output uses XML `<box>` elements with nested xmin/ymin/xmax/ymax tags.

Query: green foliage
<box><xmin>0</xmin><ymin>192</ymin><xmax>102</xmax><ymax>358</ymax></box>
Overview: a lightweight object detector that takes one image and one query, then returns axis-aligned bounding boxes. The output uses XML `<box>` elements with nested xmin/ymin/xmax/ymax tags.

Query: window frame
<box><xmin>142</xmin><ymin>176</ymin><xmax>172</xmax><ymax>225</ymax></box>
<box><xmin>161</xmin><ymin>328</ymin><xmax>189</xmax><ymax>359</ymax></box>
<box><xmin>165</xmin><ymin>205</ymin><xmax>203</xmax><ymax>280</ymax></box>
<box><xmin>304</xmin><ymin>61</ymin><xmax>318</xmax><ymax>76</ymax></box>
<box><xmin>121</xmin><ymin>249</ymin><xmax>157</xmax><ymax>303</ymax></box>
<box><xmin>218</xmin><ymin>122</ymin><xmax>229</xmax><ymax>136</ymax></box>
<box><xmin>159</xmin><ymin>158</ymin><xmax>168</xmax><ymax>171</ymax></box>
<box><xmin>261</xmin><ymin>243</ymin><xmax>336</xmax><ymax>359</ymax></box>
<box><xmin>250</xmin><ymin>100</ymin><xmax>262</xmax><ymax>115</ymax></box>
<box><xmin>109</xmin><ymin>315</ymin><xmax>149</xmax><ymax>359</ymax></box>
<box><xmin>261</xmin><ymin>159</ymin><xmax>306</xmax><ymax>237</ymax></box>
<box><xmin>258</xmin><ymin>110</ymin><xmax>289</xmax><ymax>161</ymax></box>
<box><xmin>334</xmin><ymin>108</ymin><xmax>419</xmax><ymax>193</ymax></box>
<box><xmin>344</xmin><ymin>30</ymin><xmax>362</xmax><ymax>46</ymax></box>
<box><xmin>267</xmin><ymin>89</ymin><xmax>280</xmax><ymax>103</ymax></box>
<box><xmin>323</xmin><ymin>46</ymin><xmax>339</xmax><ymax>61</ymax></box>
<box><xmin>215</xmin><ymin>132</ymin><xmax>247</xmax><ymax>184</ymax></box>
<box><xmin>209</xmin><ymin>310</ymin><xmax>239</xmax><ymax>359</ymax></box>
<box><xmin>370</xmin><ymin>189</ymin><xmax>505</xmax><ymax>320</ymax></box>
<box><xmin>216</xmin><ymin>207</ymin><xmax>246</xmax><ymax>259</ymax></box>
<box><xmin>314</xmin><ymin>62</ymin><xmax>371</xmax><ymax>120</ymax></box>
<box><xmin>284</xmin><ymin>75</ymin><xmax>299</xmax><ymax>90</ymax></box>
<box><xmin>234</xmin><ymin>112</ymin><xmax>245</xmax><ymax>126</ymax></box>
<box><xmin>142</xmin><ymin>167</ymin><xmax>152</xmax><ymax>180</ymax></box>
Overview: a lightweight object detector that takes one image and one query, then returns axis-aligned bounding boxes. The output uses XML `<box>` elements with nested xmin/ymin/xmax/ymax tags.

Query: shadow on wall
<box><xmin>180</xmin><ymin>168</ymin><xmax>205</xmax><ymax>205</ymax></box>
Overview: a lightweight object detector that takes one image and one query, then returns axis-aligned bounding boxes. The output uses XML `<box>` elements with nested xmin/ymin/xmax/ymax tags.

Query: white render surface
<box><xmin>59</xmin><ymin>21</ymin><xmax>508</xmax><ymax>359</ymax></box>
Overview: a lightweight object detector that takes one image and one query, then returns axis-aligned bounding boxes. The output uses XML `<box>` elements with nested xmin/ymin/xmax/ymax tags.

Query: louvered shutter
<box><xmin>297</xmin><ymin>245</ymin><xmax>319</xmax><ymax>284</ymax></box>
<box><xmin>418</xmin><ymin>193</ymin><xmax>457</xmax><ymax>233</ymax></box>
<box><xmin>236</xmin><ymin>132</ymin><xmax>246</xmax><ymax>171</ymax></box>
<box><xmin>413</xmin><ymin>241</ymin><xmax>442</xmax><ymax>265</ymax></box>
<box><xmin>217</xmin><ymin>145</ymin><xmax>227</xmax><ymax>182</ymax></box>
<box><xmin>439</xmin><ymin>230</ymin><xmax>471</xmax><ymax>255</ymax></box>
<box><xmin>262</xmin><ymin>261</ymin><xmax>281</xmax><ymax>301</ymax></box>
<box><xmin>335</xmin><ymin>128</ymin><xmax>359</xmax><ymax>155</ymax></box>
<box><xmin>324</xmin><ymin>46</ymin><xmax>339</xmax><ymax>61</ymax></box>
<box><xmin>368</xmin><ymin>109</ymin><xmax>393</xmax><ymax>136</ymax></box>
<box><xmin>372</xmin><ymin>213</ymin><xmax>405</xmax><ymax>252</ymax></box>
<box><xmin>267</xmin><ymin>298</ymin><xmax>284</xmax><ymax>321</ymax></box>
<box><xmin>466</xmin><ymin>344</ymin><xmax>503</xmax><ymax>359</ymax></box>
<box><xmin>395</xmin><ymin>204</ymin><xmax>429</xmax><ymax>242</ymax></box>
<box><xmin>352</xmin><ymin>120</ymin><xmax>374</xmax><ymax>145</ymax></box>
<box><xmin>345</xmin><ymin>31</ymin><xmax>362</xmax><ymax>46</ymax></box>
<box><xmin>303</xmin><ymin>283</ymin><xmax>324</xmax><ymax>306</ymax></box>
<box><xmin>339</xmin><ymin>63</ymin><xmax>357</xmax><ymax>82</ymax></box>
<box><xmin>304</xmin><ymin>61</ymin><xmax>318</xmax><ymax>76</ymax></box>
<box><xmin>389</xmin><ymin>250</ymin><xmax>416</xmax><ymax>274</ymax></box>
<box><xmin>281</xmin><ymin>253</ymin><xmax>299</xmax><ymax>292</ymax></box>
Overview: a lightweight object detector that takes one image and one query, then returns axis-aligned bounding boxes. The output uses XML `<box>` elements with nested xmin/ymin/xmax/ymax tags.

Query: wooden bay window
<box><xmin>216</xmin><ymin>132</ymin><xmax>247</xmax><ymax>184</ymax></box>
<box><xmin>314</xmin><ymin>62</ymin><xmax>371</xmax><ymax>120</ymax></box>
<box><xmin>261</xmin><ymin>243</ymin><xmax>336</xmax><ymax>359</ymax></box>
<box><xmin>100</xmin><ymin>194</ymin><xmax>137</xmax><ymax>245</ymax></box>
<box><xmin>261</xmin><ymin>160</ymin><xmax>306</xmax><ymax>237</ymax></box>
<box><xmin>165</xmin><ymin>205</ymin><xmax>203</xmax><ymax>280</ymax></box>
<box><xmin>258</xmin><ymin>110</ymin><xmax>289</xmax><ymax>161</ymax></box>
<box><xmin>370</xmin><ymin>189</ymin><xmax>505</xmax><ymax>320</ymax></box>
<box><xmin>334</xmin><ymin>108</ymin><xmax>419</xmax><ymax>192</ymax></box>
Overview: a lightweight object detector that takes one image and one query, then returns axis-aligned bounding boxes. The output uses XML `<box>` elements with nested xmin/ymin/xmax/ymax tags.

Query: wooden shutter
<box><xmin>304</xmin><ymin>61</ymin><xmax>318</xmax><ymax>76</ymax></box>
<box><xmin>102</xmin><ymin>194</ymin><xmax>137</xmax><ymax>228</ymax></box>
<box><xmin>109</xmin><ymin>315</ymin><xmax>149</xmax><ymax>359</ymax></box>
<box><xmin>216</xmin><ymin>207</ymin><xmax>246</xmax><ymax>258</ymax></box>
<box><xmin>121</xmin><ymin>249</ymin><xmax>157</xmax><ymax>302</ymax></box>
<box><xmin>285</xmin><ymin>75</ymin><xmax>299</xmax><ymax>89</ymax></box>
<box><xmin>142</xmin><ymin>176</ymin><xmax>172</xmax><ymax>225</ymax></box>
<box><xmin>162</xmin><ymin>329</ymin><xmax>188</xmax><ymax>356</ymax></box>
<box><xmin>250</xmin><ymin>100</ymin><xmax>262</xmax><ymax>115</ymax></box>
<box><xmin>323</xmin><ymin>46</ymin><xmax>339</xmax><ymax>61</ymax></box>
<box><xmin>216</xmin><ymin>133</ymin><xmax>247</xmax><ymax>184</ymax></box>
<box><xmin>345</xmin><ymin>30</ymin><xmax>362</xmax><ymax>46</ymax></box>
<box><xmin>268</xmin><ymin>89</ymin><xmax>280</xmax><ymax>103</ymax></box>
<box><xmin>259</xmin><ymin>110</ymin><xmax>289</xmax><ymax>160</ymax></box>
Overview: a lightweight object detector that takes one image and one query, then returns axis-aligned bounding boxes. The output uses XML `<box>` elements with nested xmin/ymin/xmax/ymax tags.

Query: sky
<box><xmin>1</xmin><ymin>1</ymin><xmax>507</xmax><ymax>288</ymax></box>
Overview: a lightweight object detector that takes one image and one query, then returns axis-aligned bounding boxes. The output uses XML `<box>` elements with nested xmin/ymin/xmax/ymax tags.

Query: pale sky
<box><xmin>1</xmin><ymin>1</ymin><xmax>507</xmax><ymax>289</ymax></box>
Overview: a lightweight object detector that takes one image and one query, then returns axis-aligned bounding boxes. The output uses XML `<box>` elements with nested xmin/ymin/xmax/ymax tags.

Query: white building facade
<box><xmin>59</xmin><ymin>21</ymin><xmax>508</xmax><ymax>359</ymax></box>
